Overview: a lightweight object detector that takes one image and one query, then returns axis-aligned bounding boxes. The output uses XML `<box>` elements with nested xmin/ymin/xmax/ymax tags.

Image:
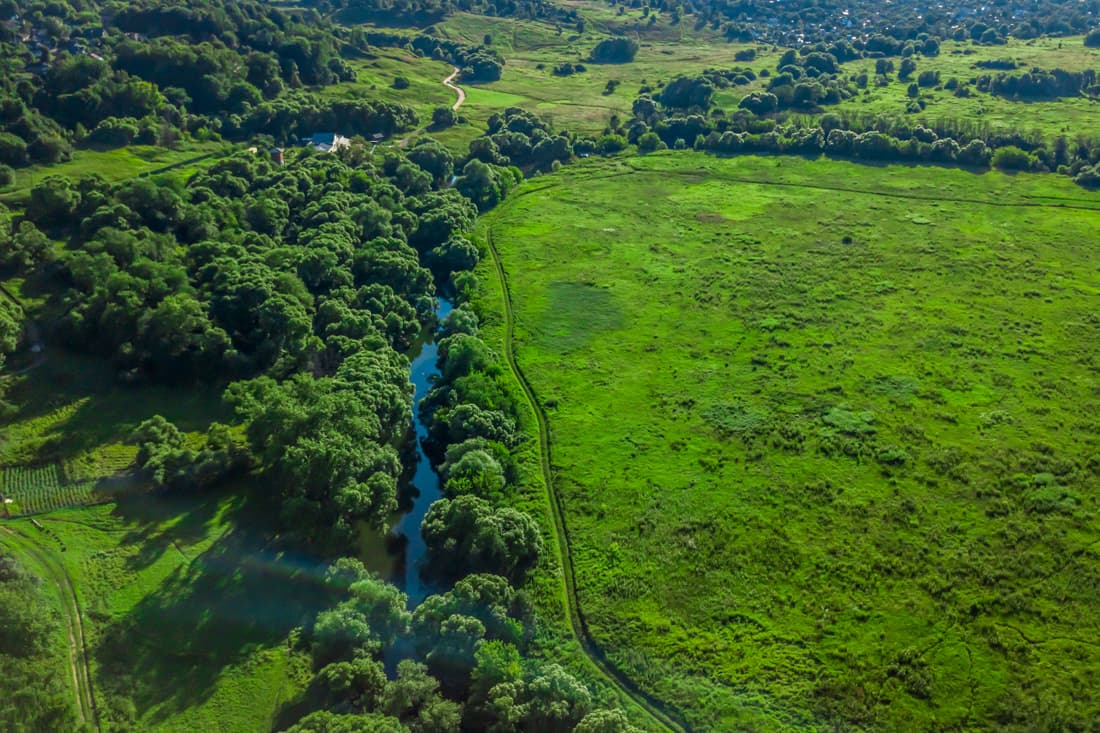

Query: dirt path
<box><xmin>398</xmin><ymin>67</ymin><xmax>466</xmax><ymax>149</ymax></box>
<box><xmin>0</xmin><ymin>526</ymin><xmax>99</xmax><ymax>730</ymax></box>
<box><xmin>443</xmin><ymin>66</ymin><xmax>466</xmax><ymax>111</ymax></box>
<box><xmin>485</xmin><ymin>227</ymin><xmax>690</xmax><ymax>733</ymax></box>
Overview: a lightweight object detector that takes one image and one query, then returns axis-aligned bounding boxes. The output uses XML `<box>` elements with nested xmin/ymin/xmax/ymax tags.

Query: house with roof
<box><xmin>306</xmin><ymin>133</ymin><xmax>350</xmax><ymax>153</ymax></box>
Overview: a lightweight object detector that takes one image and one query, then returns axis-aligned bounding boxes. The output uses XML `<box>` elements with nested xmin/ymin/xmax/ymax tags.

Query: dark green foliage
<box><xmin>226</xmin><ymin>350</ymin><xmax>412</xmax><ymax>542</ymax></box>
<box><xmin>406</xmin><ymin>139</ymin><xmax>455</xmax><ymax>186</ymax></box>
<box><xmin>430</xmin><ymin>107</ymin><xmax>457</xmax><ymax>129</ymax></box>
<box><xmin>0</xmin><ymin>0</ymin><xmax>395</xmax><ymax>164</ymax></box>
<box><xmin>285</xmin><ymin>711</ymin><xmax>407</xmax><ymax>733</ymax></box>
<box><xmin>976</xmin><ymin>68</ymin><xmax>1098</xmax><ymax>100</ymax></box>
<box><xmin>311</xmin><ymin>570</ymin><xmax>410</xmax><ymax>665</ymax></box>
<box><xmin>991</xmin><ymin>145</ymin><xmax>1034</xmax><ymax>170</ymax></box>
<box><xmin>0</xmin><ymin>297</ymin><xmax>20</xmax><ymax>370</ymax></box>
<box><xmin>319</xmin><ymin>0</ymin><xmax>572</xmax><ymax>26</ymax></box>
<box><xmin>658</xmin><ymin>76</ymin><xmax>716</xmax><ymax>110</ymax></box>
<box><xmin>421</xmin><ymin>495</ymin><xmax>542</xmax><ymax>582</ymax></box>
<box><xmin>380</xmin><ymin>660</ymin><xmax>462</xmax><ymax>732</ymax></box>
<box><xmin>589</xmin><ymin>37</ymin><xmax>639</xmax><ymax>64</ymax></box>
<box><xmin>455</xmin><ymin>159</ymin><xmax>522</xmax><ymax>211</ymax></box>
<box><xmin>129</xmin><ymin>416</ymin><xmax>247</xmax><ymax>491</ymax></box>
<box><xmin>0</xmin><ymin>551</ymin><xmax>84</xmax><ymax>733</ymax></box>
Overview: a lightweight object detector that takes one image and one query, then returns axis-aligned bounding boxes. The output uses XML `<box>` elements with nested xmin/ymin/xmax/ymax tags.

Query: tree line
<box><xmin>606</xmin><ymin>0</ymin><xmax>1098</xmax><ymax>47</ymax></box>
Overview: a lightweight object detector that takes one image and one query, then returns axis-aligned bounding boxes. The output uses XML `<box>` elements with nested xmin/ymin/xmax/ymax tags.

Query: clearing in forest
<box><xmin>479</xmin><ymin>152</ymin><xmax>1100</xmax><ymax>731</ymax></box>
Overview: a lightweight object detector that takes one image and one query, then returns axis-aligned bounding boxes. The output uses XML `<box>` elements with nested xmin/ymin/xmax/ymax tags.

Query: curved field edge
<box><xmin>476</xmin><ymin>221</ymin><xmax>689</xmax><ymax>732</ymax></box>
<box><xmin>479</xmin><ymin>152</ymin><xmax>1100</xmax><ymax>730</ymax></box>
<box><xmin>0</xmin><ymin>525</ymin><xmax>98</xmax><ymax>729</ymax></box>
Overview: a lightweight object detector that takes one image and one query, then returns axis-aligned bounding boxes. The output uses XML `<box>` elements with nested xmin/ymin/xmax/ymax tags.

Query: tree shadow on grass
<box><xmin>111</xmin><ymin>486</ymin><xmax>241</xmax><ymax>572</ymax></box>
<box><xmin>2</xmin><ymin>352</ymin><xmax>228</xmax><ymax>464</ymax></box>
<box><xmin>93</xmin><ymin>491</ymin><xmax>332</xmax><ymax>725</ymax></box>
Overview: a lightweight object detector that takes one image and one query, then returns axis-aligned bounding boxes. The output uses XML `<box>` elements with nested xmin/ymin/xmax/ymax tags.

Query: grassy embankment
<box><xmin>478</xmin><ymin>151</ymin><xmax>1100</xmax><ymax>731</ymax></box>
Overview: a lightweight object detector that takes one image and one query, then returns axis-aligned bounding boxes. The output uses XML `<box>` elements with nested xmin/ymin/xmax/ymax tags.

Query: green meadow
<box><xmin>477</xmin><ymin>152</ymin><xmax>1100</xmax><ymax>730</ymax></box>
<box><xmin>0</xmin><ymin>357</ymin><xmax>319</xmax><ymax>732</ymax></box>
<box><xmin>826</xmin><ymin>37</ymin><xmax>1100</xmax><ymax>141</ymax></box>
<box><xmin>416</xmin><ymin>9</ymin><xmax>1100</xmax><ymax>145</ymax></box>
<box><xmin>0</xmin><ymin>142</ymin><xmax>225</xmax><ymax>207</ymax></box>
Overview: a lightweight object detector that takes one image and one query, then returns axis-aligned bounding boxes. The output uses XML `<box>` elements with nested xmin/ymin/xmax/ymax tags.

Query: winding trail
<box><xmin>443</xmin><ymin>66</ymin><xmax>466</xmax><ymax>111</ymax></box>
<box><xmin>485</xmin><ymin>228</ymin><xmax>689</xmax><ymax>733</ymax></box>
<box><xmin>0</xmin><ymin>526</ymin><xmax>99</xmax><ymax>730</ymax></box>
<box><xmin>398</xmin><ymin>67</ymin><xmax>466</xmax><ymax>149</ymax></box>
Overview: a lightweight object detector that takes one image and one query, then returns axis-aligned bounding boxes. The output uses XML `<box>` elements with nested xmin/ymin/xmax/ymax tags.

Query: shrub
<box><xmin>590</xmin><ymin>37</ymin><xmax>639</xmax><ymax>63</ymax></box>
<box><xmin>596</xmin><ymin>134</ymin><xmax>628</xmax><ymax>155</ymax></box>
<box><xmin>991</xmin><ymin>145</ymin><xmax>1033</xmax><ymax>171</ymax></box>
<box><xmin>637</xmin><ymin>131</ymin><xmax>664</xmax><ymax>152</ymax></box>
<box><xmin>431</xmin><ymin>106</ymin><xmax>457</xmax><ymax>128</ymax></box>
<box><xmin>393</xmin><ymin>76</ymin><xmax>410</xmax><ymax>89</ymax></box>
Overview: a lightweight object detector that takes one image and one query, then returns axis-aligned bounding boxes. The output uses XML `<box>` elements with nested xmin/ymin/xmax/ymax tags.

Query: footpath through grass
<box><xmin>480</xmin><ymin>152</ymin><xmax>1100</xmax><ymax>731</ymax></box>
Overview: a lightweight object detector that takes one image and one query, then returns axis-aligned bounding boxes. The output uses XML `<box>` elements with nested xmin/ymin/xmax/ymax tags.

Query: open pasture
<box><xmin>478</xmin><ymin>152</ymin><xmax>1100</xmax><ymax>730</ymax></box>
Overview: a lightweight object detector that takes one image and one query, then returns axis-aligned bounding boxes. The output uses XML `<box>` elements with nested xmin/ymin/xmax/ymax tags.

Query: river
<box><xmin>394</xmin><ymin>295</ymin><xmax>452</xmax><ymax>605</ymax></box>
<box><xmin>361</xmin><ymin>296</ymin><xmax>453</xmax><ymax>606</ymax></box>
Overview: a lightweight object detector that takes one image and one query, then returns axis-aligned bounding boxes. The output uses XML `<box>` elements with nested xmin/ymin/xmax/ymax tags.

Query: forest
<box><xmin>1</xmin><ymin>0</ymin><xmax>1099</xmax><ymax>730</ymax></box>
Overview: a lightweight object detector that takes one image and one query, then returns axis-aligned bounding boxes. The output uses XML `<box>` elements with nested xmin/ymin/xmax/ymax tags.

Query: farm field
<box><xmin>477</xmin><ymin>152</ymin><xmax>1100</xmax><ymax>730</ymax></box>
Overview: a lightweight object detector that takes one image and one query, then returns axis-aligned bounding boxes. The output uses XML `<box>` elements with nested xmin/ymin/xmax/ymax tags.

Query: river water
<box><xmin>361</xmin><ymin>296</ymin><xmax>453</xmax><ymax>607</ymax></box>
<box><xmin>393</xmin><ymin>295</ymin><xmax>453</xmax><ymax>605</ymax></box>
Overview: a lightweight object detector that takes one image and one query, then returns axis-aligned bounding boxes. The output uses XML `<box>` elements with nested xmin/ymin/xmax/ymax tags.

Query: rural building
<box><xmin>306</xmin><ymin>133</ymin><xmax>350</xmax><ymax>153</ymax></box>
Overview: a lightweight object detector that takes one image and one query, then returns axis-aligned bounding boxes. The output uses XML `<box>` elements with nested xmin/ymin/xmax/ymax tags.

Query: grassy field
<box><xmin>432</xmin><ymin>11</ymin><xmax>774</xmax><ymax>137</ymax></box>
<box><xmin>477</xmin><ymin>152</ymin><xmax>1100</xmax><ymax>731</ymax></box>
<box><xmin>0</xmin><ymin>357</ymin><xmax>319</xmax><ymax>732</ymax></box>
<box><xmin>0</xmin><ymin>141</ymin><xmax>226</xmax><ymax>207</ymax></box>
<box><xmin>822</xmin><ymin>37</ymin><xmax>1100</xmax><ymax>141</ymax></box>
<box><xmin>368</xmin><ymin>6</ymin><xmax>1100</xmax><ymax>146</ymax></box>
<box><xmin>319</xmin><ymin>48</ymin><xmax>457</xmax><ymax>123</ymax></box>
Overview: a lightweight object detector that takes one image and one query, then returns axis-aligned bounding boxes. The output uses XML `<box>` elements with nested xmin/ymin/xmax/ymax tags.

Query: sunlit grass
<box><xmin>477</xmin><ymin>152</ymin><xmax>1100</xmax><ymax>730</ymax></box>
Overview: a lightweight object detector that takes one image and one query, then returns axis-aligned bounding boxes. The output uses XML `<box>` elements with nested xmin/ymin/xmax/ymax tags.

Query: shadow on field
<box><xmin>2</xmin><ymin>353</ymin><xmax>226</xmax><ymax>465</ymax></box>
<box><xmin>93</xmin><ymin>490</ymin><xmax>330</xmax><ymax>724</ymax></box>
<box><xmin>113</xmin><ymin>488</ymin><xmax>236</xmax><ymax>571</ymax></box>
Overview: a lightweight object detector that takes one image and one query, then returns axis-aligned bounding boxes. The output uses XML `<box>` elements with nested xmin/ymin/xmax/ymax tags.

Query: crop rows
<box><xmin>0</xmin><ymin>463</ymin><xmax>101</xmax><ymax>515</ymax></box>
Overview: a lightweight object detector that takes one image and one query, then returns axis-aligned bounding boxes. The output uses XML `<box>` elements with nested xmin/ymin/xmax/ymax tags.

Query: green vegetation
<box><xmin>0</xmin><ymin>542</ymin><xmax>85</xmax><ymax>732</ymax></box>
<box><xmin>0</xmin><ymin>143</ymin><xmax>225</xmax><ymax>206</ymax></box>
<box><xmin>1</xmin><ymin>463</ymin><xmax>98</xmax><ymax>516</ymax></box>
<box><xmin>478</xmin><ymin>152</ymin><xmax>1100</xmax><ymax>730</ymax></box>
<box><xmin>8</xmin><ymin>0</ymin><xmax>1100</xmax><ymax>727</ymax></box>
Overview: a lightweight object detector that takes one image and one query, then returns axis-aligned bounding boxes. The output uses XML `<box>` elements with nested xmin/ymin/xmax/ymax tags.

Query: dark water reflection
<box><xmin>361</xmin><ymin>297</ymin><xmax>453</xmax><ymax>608</ymax></box>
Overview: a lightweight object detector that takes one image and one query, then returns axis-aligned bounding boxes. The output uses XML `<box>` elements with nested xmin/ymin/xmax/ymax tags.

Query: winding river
<box><xmin>394</xmin><ymin>295</ymin><xmax>453</xmax><ymax>605</ymax></box>
<box><xmin>363</xmin><ymin>296</ymin><xmax>453</xmax><ymax>608</ymax></box>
